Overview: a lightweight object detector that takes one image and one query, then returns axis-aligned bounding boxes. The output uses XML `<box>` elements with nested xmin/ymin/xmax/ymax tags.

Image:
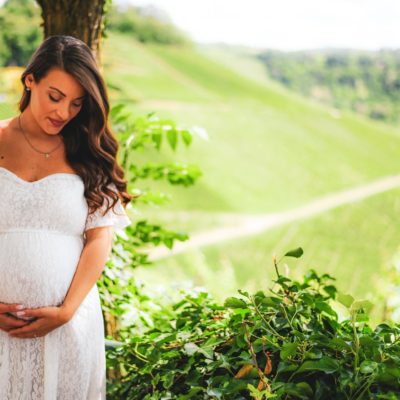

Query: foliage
<box><xmin>98</xmin><ymin>103</ymin><xmax>206</xmax><ymax>335</ymax></box>
<box><xmin>0</xmin><ymin>0</ymin><xmax>42</xmax><ymax>66</ymax></box>
<box><xmin>257</xmin><ymin>49</ymin><xmax>400</xmax><ymax>125</ymax></box>
<box><xmin>106</xmin><ymin>4</ymin><xmax>190</xmax><ymax>46</ymax></box>
<box><xmin>106</xmin><ymin>247</ymin><xmax>400</xmax><ymax>399</ymax></box>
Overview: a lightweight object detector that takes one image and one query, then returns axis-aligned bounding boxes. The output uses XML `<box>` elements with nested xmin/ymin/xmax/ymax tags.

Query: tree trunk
<box><xmin>35</xmin><ymin>0</ymin><xmax>107</xmax><ymax>64</ymax></box>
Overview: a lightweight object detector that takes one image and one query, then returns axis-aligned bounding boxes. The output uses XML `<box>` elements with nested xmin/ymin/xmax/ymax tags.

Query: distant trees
<box><xmin>258</xmin><ymin>50</ymin><xmax>400</xmax><ymax>124</ymax></box>
<box><xmin>0</xmin><ymin>0</ymin><xmax>41</xmax><ymax>66</ymax></box>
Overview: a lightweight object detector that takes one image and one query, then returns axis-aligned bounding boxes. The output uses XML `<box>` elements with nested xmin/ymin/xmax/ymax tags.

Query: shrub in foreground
<box><xmin>107</xmin><ymin>248</ymin><xmax>400</xmax><ymax>399</ymax></box>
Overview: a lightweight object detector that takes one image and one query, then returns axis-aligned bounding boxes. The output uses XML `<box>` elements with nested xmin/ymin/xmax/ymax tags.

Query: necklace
<box><xmin>18</xmin><ymin>114</ymin><xmax>63</xmax><ymax>158</ymax></box>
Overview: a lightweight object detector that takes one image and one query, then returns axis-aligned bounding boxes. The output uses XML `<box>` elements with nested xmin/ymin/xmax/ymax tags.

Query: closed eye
<box><xmin>49</xmin><ymin>95</ymin><xmax>82</xmax><ymax>108</ymax></box>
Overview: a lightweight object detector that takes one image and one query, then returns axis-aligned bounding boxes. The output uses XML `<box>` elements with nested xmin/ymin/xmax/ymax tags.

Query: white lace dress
<box><xmin>0</xmin><ymin>167</ymin><xmax>131</xmax><ymax>400</ymax></box>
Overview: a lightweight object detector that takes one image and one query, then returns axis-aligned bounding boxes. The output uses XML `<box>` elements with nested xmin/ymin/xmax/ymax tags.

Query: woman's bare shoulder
<box><xmin>0</xmin><ymin>118</ymin><xmax>13</xmax><ymax>136</ymax></box>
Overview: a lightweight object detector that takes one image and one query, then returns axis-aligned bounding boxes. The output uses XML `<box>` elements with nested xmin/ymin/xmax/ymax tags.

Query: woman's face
<box><xmin>25</xmin><ymin>67</ymin><xmax>85</xmax><ymax>135</ymax></box>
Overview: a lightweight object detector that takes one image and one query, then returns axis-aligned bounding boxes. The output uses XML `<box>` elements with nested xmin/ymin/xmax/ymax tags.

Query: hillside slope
<box><xmin>103</xmin><ymin>33</ymin><xmax>400</xmax><ymax>215</ymax></box>
<box><xmin>102</xmin><ymin>34</ymin><xmax>400</xmax><ymax>319</ymax></box>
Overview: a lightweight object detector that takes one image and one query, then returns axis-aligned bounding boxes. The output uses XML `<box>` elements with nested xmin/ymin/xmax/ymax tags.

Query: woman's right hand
<box><xmin>0</xmin><ymin>303</ymin><xmax>31</xmax><ymax>332</ymax></box>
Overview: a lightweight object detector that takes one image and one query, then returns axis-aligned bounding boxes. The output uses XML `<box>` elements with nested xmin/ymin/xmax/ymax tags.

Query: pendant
<box><xmin>45</xmin><ymin>153</ymin><xmax>49</xmax><ymax>158</ymax></box>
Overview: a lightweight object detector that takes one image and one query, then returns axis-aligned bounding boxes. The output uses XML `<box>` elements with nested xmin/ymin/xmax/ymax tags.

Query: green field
<box><xmin>2</xmin><ymin>32</ymin><xmax>400</xmax><ymax>323</ymax></box>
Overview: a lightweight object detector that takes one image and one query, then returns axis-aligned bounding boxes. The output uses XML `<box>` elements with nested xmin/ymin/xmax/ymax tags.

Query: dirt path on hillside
<box><xmin>145</xmin><ymin>175</ymin><xmax>400</xmax><ymax>261</ymax></box>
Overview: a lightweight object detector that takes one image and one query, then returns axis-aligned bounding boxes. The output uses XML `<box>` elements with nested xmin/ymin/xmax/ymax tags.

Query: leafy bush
<box><xmin>0</xmin><ymin>0</ymin><xmax>42</xmax><ymax>67</ymax></box>
<box><xmin>99</xmin><ymin>103</ymin><xmax>206</xmax><ymax>339</ymax></box>
<box><xmin>106</xmin><ymin>248</ymin><xmax>400</xmax><ymax>399</ymax></box>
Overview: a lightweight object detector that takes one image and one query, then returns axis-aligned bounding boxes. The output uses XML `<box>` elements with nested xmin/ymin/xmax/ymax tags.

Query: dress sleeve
<box><xmin>84</xmin><ymin>183</ymin><xmax>131</xmax><ymax>232</ymax></box>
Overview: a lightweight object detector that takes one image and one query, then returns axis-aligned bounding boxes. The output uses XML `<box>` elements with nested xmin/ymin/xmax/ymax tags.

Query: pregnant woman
<box><xmin>0</xmin><ymin>35</ymin><xmax>134</xmax><ymax>399</ymax></box>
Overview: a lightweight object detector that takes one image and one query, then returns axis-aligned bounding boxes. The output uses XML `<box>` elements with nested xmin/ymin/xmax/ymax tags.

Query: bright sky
<box><xmin>116</xmin><ymin>0</ymin><xmax>400</xmax><ymax>50</ymax></box>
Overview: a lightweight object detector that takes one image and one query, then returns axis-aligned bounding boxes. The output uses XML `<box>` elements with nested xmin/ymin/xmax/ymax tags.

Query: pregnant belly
<box><xmin>0</xmin><ymin>230</ymin><xmax>84</xmax><ymax>309</ymax></box>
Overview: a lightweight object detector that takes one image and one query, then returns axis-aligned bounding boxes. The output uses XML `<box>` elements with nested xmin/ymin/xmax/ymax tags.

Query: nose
<box><xmin>55</xmin><ymin>104</ymin><xmax>71</xmax><ymax>121</ymax></box>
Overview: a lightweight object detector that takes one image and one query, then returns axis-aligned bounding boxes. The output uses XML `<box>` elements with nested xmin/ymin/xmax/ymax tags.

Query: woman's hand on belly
<box><xmin>7</xmin><ymin>305</ymin><xmax>71</xmax><ymax>339</ymax></box>
<box><xmin>0</xmin><ymin>303</ymin><xmax>32</xmax><ymax>332</ymax></box>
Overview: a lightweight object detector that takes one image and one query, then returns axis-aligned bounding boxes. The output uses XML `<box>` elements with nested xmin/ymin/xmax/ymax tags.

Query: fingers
<box><xmin>7</xmin><ymin>311</ymin><xmax>37</xmax><ymax>321</ymax></box>
<box><xmin>5</xmin><ymin>306</ymin><xmax>63</xmax><ymax>339</ymax></box>
<box><xmin>8</xmin><ymin>319</ymin><xmax>43</xmax><ymax>338</ymax></box>
<box><xmin>13</xmin><ymin>308</ymin><xmax>45</xmax><ymax>319</ymax></box>
<box><xmin>0</xmin><ymin>314</ymin><xmax>30</xmax><ymax>326</ymax></box>
<box><xmin>0</xmin><ymin>303</ymin><xmax>25</xmax><ymax>314</ymax></box>
<box><xmin>0</xmin><ymin>314</ymin><xmax>31</xmax><ymax>332</ymax></box>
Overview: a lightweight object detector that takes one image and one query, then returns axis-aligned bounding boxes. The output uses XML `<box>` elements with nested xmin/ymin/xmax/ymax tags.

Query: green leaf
<box><xmin>375</xmin><ymin>366</ymin><xmax>400</xmax><ymax>386</ymax></box>
<box><xmin>181</xmin><ymin>129</ymin><xmax>193</xmax><ymax>146</ymax></box>
<box><xmin>110</xmin><ymin>103</ymin><xmax>125</xmax><ymax>119</ymax></box>
<box><xmin>315</xmin><ymin>301</ymin><xmax>337</xmax><ymax>317</ymax></box>
<box><xmin>360</xmin><ymin>360</ymin><xmax>378</xmax><ymax>374</ymax></box>
<box><xmin>167</xmin><ymin>129</ymin><xmax>178</xmax><ymax>150</ymax></box>
<box><xmin>283</xmin><ymin>382</ymin><xmax>313</xmax><ymax>399</ymax></box>
<box><xmin>355</xmin><ymin>312</ymin><xmax>369</xmax><ymax>323</ymax></box>
<box><xmin>275</xmin><ymin>276</ymin><xmax>292</xmax><ymax>285</ymax></box>
<box><xmin>328</xmin><ymin>338</ymin><xmax>352</xmax><ymax>352</ymax></box>
<box><xmin>247</xmin><ymin>384</ymin><xmax>277</xmax><ymax>398</ymax></box>
<box><xmin>284</xmin><ymin>247</ymin><xmax>304</xmax><ymax>258</ymax></box>
<box><xmin>161</xmin><ymin>370</ymin><xmax>176</xmax><ymax>388</ymax></box>
<box><xmin>351</xmin><ymin>300</ymin><xmax>374</xmax><ymax>314</ymax></box>
<box><xmin>152</xmin><ymin>132</ymin><xmax>162</xmax><ymax>150</ymax></box>
<box><xmin>206</xmin><ymin>387</ymin><xmax>222</xmax><ymax>398</ymax></box>
<box><xmin>280</xmin><ymin>342</ymin><xmax>299</xmax><ymax>361</ymax></box>
<box><xmin>224</xmin><ymin>297</ymin><xmax>247</xmax><ymax>309</ymax></box>
<box><xmin>261</xmin><ymin>296</ymin><xmax>281</xmax><ymax>308</ymax></box>
<box><xmin>276</xmin><ymin>361</ymin><xmax>298</xmax><ymax>374</ymax></box>
<box><xmin>323</xmin><ymin>285</ymin><xmax>337</xmax><ymax>298</ymax></box>
<box><xmin>296</xmin><ymin>356</ymin><xmax>340</xmax><ymax>374</ymax></box>
<box><xmin>304</xmin><ymin>349</ymin><xmax>323</xmax><ymax>360</ymax></box>
<box><xmin>337</xmin><ymin>292</ymin><xmax>355</xmax><ymax>308</ymax></box>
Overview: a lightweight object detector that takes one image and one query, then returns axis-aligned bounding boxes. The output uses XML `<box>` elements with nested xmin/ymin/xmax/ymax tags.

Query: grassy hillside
<box><xmin>200</xmin><ymin>45</ymin><xmax>400</xmax><ymax>126</ymax></box>
<box><xmin>103</xmin><ymin>34</ymin><xmax>400</xmax><ymax>322</ymax></box>
<box><xmin>102</xmin><ymin>34</ymin><xmax>400</xmax><ymax>214</ymax></box>
<box><xmin>2</xmin><ymin>32</ymin><xmax>400</xmax><ymax>323</ymax></box>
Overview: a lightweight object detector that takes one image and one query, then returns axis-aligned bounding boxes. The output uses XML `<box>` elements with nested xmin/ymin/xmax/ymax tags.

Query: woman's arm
<box><xmin>60</xmin><ymin>226</ymin><xmax>114</xmax><ymax>320</ymax></box>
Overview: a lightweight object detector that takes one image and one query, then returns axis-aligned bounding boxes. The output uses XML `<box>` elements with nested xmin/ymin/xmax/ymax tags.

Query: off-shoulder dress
<box><xmin>0</xmin><ymin>167</ymin><xmax>131</xmax><ymax>400</ymax></box>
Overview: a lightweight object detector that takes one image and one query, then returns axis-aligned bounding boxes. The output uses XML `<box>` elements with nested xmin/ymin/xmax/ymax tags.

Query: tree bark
<box><xmin>35</xmin><ymin>0</ymin><xmax>107</xmax><ymax>64</ymax></box>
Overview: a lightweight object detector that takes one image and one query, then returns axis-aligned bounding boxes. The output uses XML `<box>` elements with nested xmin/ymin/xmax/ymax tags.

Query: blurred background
<box><xmin>1</xmin><ymin>0</ymin><xmax>400</xmax><ymax>323</ymax></box>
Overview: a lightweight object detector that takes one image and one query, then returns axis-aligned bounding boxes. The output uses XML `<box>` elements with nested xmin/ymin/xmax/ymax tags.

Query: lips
<box><xmin>48</xmin><ymin>118</ymin><xmax>65</xmax><ymax>127</ymax></box>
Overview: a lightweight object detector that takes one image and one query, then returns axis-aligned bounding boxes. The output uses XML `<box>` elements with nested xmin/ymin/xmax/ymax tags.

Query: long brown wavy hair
<box><xmin>18</xmin><ymin>35</ymin><xmax>135</xmax><ymax>217</ymax></box>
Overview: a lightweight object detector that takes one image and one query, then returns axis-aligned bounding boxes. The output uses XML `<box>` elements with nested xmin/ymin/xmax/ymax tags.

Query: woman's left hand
<box><xmin>7</xmin><ymin>306</ymin><xmax>71</xmax><ymax>339</ymax></box>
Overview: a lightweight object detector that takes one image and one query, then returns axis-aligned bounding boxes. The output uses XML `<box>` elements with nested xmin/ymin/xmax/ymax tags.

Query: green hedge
<box><xmin>106</xmin><ymin>248</ymin><xmax>400</xmax><ymax>399</ymax></box>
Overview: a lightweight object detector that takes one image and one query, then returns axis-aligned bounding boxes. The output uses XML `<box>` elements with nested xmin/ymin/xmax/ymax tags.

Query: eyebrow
<box><xmin>49</xmin><ymin>86</ymin><xmax>85</xmax><ymax>100</ymax></box>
